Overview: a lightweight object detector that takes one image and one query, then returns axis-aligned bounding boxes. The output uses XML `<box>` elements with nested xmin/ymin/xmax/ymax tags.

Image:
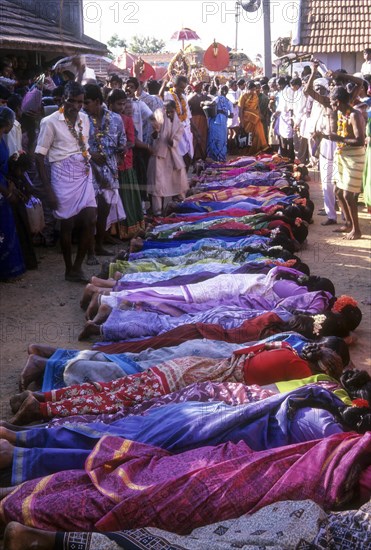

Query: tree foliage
<box><xmin>107</xmin><ymin>34</ymin><xmax>127</xmax><ymax>49</ymax></box>
<box><xmin>129</xmin><ymin>35</ymin><xmax>166</xmax><ymax>54</ymax></box>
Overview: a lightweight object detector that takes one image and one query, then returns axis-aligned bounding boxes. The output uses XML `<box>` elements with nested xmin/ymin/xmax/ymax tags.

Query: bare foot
<box><xmin>0</xmin><ymin>439</ymin><xmax>14</xmax><ymax>469</ymax></box>
<box><xmin>86</xmin><ymin>254</ymin><xmax>100</xmax><ymax>266</ymax></box>
<box><xmin>333</xmin><ymin>224</ymin><xmax>351</xmax><ymax>233</ymax></box>
<box><xmin>78</xmin><ymin>321</ymin><xmax>101</xmax><ymax>341</ymax></box>
<box><xmin>10</xmin><ymin>391</ymin><xmax>32</xmax><ymax>414</ymax></box>
<box><xmin>343</xmin><ymin>230</ymin><xmax>362</xmax><ymax>240</ymax></box>
<box><xmin>129</xmin><ymin>236</ymin><xmax>144</xmax><ymax>253</ymax></box>
<box><xmin>19</xmin><ymin>354</ymin><xmax>47</xmax><ymax>391</ymax></box>
<box><xmin>113</xmin><ymin>271</ymin><xmax>123</xmax><ymax>280</ymax></box>
<box><xmin>80</xmin><ymin>282</ymin><xmax>98</xmax><ymax>310</ymax></box>
<box><xmin>91</xmin><ymin>276</ymin><xmax>116</xmax><ymax>288</ymax></box>
<box><xmin>0</xmin><ymin>420</ymin><xmax>25</xmax><ymax>432</ymax></box>
<box><xmin>10</xmin><ymin>394</ymin><xmax>43</xmax><ymax>426</ymax></box>
<box><xmin>27</xmin><ymin>344</ymin><xmax>56</xmax><ymax>358</ymax></box>
<box><xmin>0</xmin><ymin>426</ymin><xmax>17</xmax><ymax>444</ymax></box>
<box><xmin>65</xmin><ymin>270</ymin><xmax>90</xmax><ymax>283</ymax></box>
<box><xmin>85</xmin><ymin>291</ymin><xmax>101</xmax><ymax>321</ymax></box>
<box><xmin>3</xmin><ymin>522</ymin><xmax>56</xmax><ymax>549</ymax></box>
<box><xmin>95</xmin><ymin>247</ymin><xmax>114</xmax><ymax>256</ymax></box>
<box><xmin>92</xmin><ymin>303</ymin><xmax>111</xmax><ymax>324</ymax></box>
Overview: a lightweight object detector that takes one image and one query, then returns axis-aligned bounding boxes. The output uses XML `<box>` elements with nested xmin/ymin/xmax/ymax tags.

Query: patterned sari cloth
<box><xmin>54</xmin><ymin>499</ymin><xmax>371</xmax><ymax>550</ymax></box>
<box><xmin>1</xmin><ymin>432</ymin><xmax>370</xmax><ymax>532</ymax></box>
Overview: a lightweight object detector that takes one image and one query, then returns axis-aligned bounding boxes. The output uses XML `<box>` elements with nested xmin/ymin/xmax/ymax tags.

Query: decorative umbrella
<box><xmin>170</xmin><ymin>27</ymin><xmax>200</xmax><ymax>50</ymax></box>
<box><xmin>114</xmin><ymin>50</ymin><xmax>137</xmax><ymax>71</ymax></box>
<box><xmin>203</xmin><ymin>41</ymin><xmax>230</xmax><ymax>72</ymax></box>
<box><xmin>131</xmin><ymin>59</ymin><xmax>156</xmax><ymax>81</ymax></box>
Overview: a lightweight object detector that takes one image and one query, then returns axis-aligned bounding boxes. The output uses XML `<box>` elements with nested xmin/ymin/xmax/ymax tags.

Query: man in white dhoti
<box><xmin>35</xmin><ymin>81</ymin><xmax>97</xmax><ymax>282</ymax></box>
<box><xmin>164</xmin><ymin>75</ymin><xmax>194</xmax><ymax>170</ymax></box>
<box><xmin>304</xmin><ymin>68</ymin><xmax>338</xmax><ymax>226</ymax></box>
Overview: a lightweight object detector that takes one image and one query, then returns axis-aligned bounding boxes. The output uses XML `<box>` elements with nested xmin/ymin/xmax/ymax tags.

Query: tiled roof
<box><xmin>0</xmin><ymin>0</ymin><xmax>107</xmax><ymax>55</ymax></box>
<box><xmin>292</xmin><ymin>0</ymin><xmax>371</xmax><ymax>53</ymax></box>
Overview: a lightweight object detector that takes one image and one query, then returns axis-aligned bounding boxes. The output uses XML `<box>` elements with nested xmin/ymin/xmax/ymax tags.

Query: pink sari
<box><xmin>1</xmin><ymin>432</ymin><xmax>370</xmax><ymax>533</ymax></box>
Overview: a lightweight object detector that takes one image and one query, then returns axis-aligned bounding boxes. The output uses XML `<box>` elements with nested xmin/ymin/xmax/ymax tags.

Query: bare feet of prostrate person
<box><xmin>80</xmin><ymin>281</ymin><xmax>114</xmax><ymax>311</ymax></box>
<box><xmin>27</xmin><ymin>343</ymin><xmax>56</xmax><ymax>358</ymax></box>
<box><xmin>9</xmin><ymin>392</ymin><xmax>44</xmax><ymax>425</ymax></box>
<box><xmin>19</xmin><ymin>354</ymin><xmax>48</xmax><ymax>391</ymax></box>
<box><xmin>0</xmin><ymin>439</ymin><xmax>14</xmax><ymax>469</ymax></box>
<box><xmin>78</xmin><ymin>321</ymin><xmax>101</xmax><ymax>341</ymax></box>
<box><xmin>129</xmin><ymin>236</ymin><xmax>144</xmax><ymax>253</ymax></box>
<box><xmin>85</xmin><ymin>291</ymin><xmax>102</xmax><ymax>320</ymax></box>
<box><xmin>3</xmin><ymin>522</ymin><xmax>56</xmax><ymax>550</ymax></box>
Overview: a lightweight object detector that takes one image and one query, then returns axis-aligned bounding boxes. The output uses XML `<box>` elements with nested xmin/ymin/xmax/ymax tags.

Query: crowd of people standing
<box><xmin>0</xmin><ymin>50</ymin><xmax>371</xmax><ymax>284</ymax></box>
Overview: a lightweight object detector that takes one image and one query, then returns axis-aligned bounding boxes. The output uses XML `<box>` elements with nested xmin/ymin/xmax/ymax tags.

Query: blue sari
<box><xmin>207</xmin><ymin>95</ymin><xmax>233</xmax><ymax>162</ymax></box>
<box><xmin>0</xmin><ymin>139</ymin><xmax>25</xmax><ymax>280</ymax></box>
<box><xmin>12</xmin><ymin>385</ymin><xmax>345</xmax><ymax>484</ymax></box>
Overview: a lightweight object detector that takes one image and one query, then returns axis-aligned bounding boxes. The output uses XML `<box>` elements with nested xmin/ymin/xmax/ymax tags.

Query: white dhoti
<box><xmin>319</xmin><ymin>139</ymin><xmax>337</xmax><ymax>220</ymax></box>
<box><xmin>178</xmin><ymin>123</ymin><xmax>194</xmax><ymax>158</ymax></box>
<box><xmin>50</xmin><ymin>153</ymin><xmax>96</xmax><ymax>219</ymax></box>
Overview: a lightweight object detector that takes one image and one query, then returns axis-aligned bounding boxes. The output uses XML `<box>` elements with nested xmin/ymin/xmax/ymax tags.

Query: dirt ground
<box><xmin>0</xmin><ymin>172</ymin><xmax>370</xmax><ymax>421</ymax></box>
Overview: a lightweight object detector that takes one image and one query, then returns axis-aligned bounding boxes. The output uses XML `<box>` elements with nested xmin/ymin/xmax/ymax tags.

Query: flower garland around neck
<box><xmin>171</xmin><ymin>91</ymin><xmax>188</xmax><ymax>122</ymax></box>
<box><xmin>91</xmin><ymin>109</ymin><xmax>111</xmax><ymax>156</ymax></box>
<box><xmin>337</xmin><ymin>110</ymin><xmax>351</xmax><ymax>152</ymax></box>
<box><xmin>59</xmin><ymin>106</ymin><xmax>90</xmax><ymax>174</ymax></box>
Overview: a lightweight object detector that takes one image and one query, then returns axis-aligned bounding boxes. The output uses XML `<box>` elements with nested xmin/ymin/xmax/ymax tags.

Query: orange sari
<box><xmin>239</xmin><ymin>92</ymin><xmax>268</xmax><ymax>154</ymax></box>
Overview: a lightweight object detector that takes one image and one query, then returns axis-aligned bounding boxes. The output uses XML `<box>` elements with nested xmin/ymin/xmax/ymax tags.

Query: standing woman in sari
<box><xmin>238</xmin><ymin>81</ymin><xmax>268</xmax><ymax>154</ymax></box>
<box><xmin>107</xmin><ymin>89</ymin><xmax>145</xmax><ymax>239</ymax></box>
<box><xmin>206</xmin><ymin>86</ymin><xmax>233</xmax><ymax>162</ymax></box>
<box><xmin>0</xmin><ymin>106</ymin><xmax>25</xmax><ymax>281</ymax></box>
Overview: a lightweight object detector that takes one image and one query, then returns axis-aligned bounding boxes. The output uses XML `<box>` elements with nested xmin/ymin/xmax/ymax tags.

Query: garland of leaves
<box><xmin>59</xmin><ymin>106</ymin><xmax>90</xmax><ymax>174</ymax></box>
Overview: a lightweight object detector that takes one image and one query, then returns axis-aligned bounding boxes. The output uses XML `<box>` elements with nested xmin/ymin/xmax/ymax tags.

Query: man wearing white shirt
<box><xmin>291</xmin><ymin>77</ymin><xmax>308</xmax><ymax>164</ymax></box>
<box><xmin>272</xmin><ymin>77</ymin><xmax>295</xmax><ymax>161</ymax></box>
<box><xmin>35</xmin><ymin>81</ymin><xmax>96</xmax><ymax>282</ymax></box>
<box><xmin>361</xmin><ymin>48</ymin><xmax>371</xmax><ymax>77</ymax></box>
<box><xmin>164</xmin><ymin>75</ymin><xmax>194</xmax><ymax>170</ymax></box>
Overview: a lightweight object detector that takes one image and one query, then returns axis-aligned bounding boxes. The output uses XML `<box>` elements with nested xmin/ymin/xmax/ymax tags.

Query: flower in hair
<box><xmin>332</xmin><ymin>295</ymin><xmax>358</xmax><ymax>314</ymax></box>
<box><xmin>312</xmin><ymin>314</ymin><xmax>327</xmax><ymax>336</ymax></box>
<box><xmin>352</xmin><ymin>398</ymin><xmax>370</xmax><ymax>408</ymax></box>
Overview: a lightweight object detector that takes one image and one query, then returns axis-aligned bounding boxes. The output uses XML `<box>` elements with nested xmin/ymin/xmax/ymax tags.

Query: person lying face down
<box><xmin>9</xmin><ymin>337</ymin><xmax>352</xmax><ymax>424</ymax></box>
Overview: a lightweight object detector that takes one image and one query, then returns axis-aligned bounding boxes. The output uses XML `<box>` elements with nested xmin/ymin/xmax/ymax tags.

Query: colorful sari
<box><xmin>1</xmin><ymin>432</ymin><xmax>370</xmax><ymax>532</ymax></box>
<box><xmin>206</xmin><ymin>95</ymin><xmax>233</xmax><ymax>162</ymax></box>
<box><xmin>0</xmin><ymin>138</ymin><xmax>25</xmax><ymax>280</ymax></box>
<box><xmin>41</xmin><ymin>342</ymin><xmax>313</xmax><ymax>418</ymax></box>
<box><xmin>11</xmin><ymin>385</ymin><xmax>348</xmax><ymax>484</ymax></box>
<box><xmin>238</xmin><ymin>92</ymin><xmax>268</xmax><ymax>154</ymax></box>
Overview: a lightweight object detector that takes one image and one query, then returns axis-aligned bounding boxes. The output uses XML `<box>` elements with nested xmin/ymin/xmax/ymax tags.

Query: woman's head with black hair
<box><xmin>291</xmin><ymin>220</ymin><xmax>308</xmax><ymax>244</ymax></box>
<box><xmin>305</xmin><ymin>276</ymin><xmax>335</xmax><ymax>296</ymax></box>
<box><xmin>318</xmin><ymin>336</ymin><xmax>351</xmax><ymax>368</ymax></box>
<box><xmin>8</xmin><ymin>152</ymin><xmax>32</xmax><ymax>175</ymax></box>
<box><xmin>301</xmin><ymin>341</ymin><xmax>345</xmax><ymax>379</ymax></box>
<box><xmin>340</xmin><ymin>369</ymin><xmax>371</xmax><ymax>406</ymax></box>
<box><xmin>269</xmin><ymin>232</ymin><xmax>296</xmax><ymax>254</ymax></box>
<box><xmin>282</xmin><ymin>204</ymin><xmax>312</xmax><ymax>224</ymax></box>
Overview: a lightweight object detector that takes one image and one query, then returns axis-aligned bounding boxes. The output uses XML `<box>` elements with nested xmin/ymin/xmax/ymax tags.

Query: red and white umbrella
<box><xmin>114</xmin><ymin>51</ymin><xmax>137</xmax><ymax>70</ymax></box>
<box><xmin>170</xmin><ymin>28</ymin><xmax>200</xmax><ymax>50</ymax></box>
